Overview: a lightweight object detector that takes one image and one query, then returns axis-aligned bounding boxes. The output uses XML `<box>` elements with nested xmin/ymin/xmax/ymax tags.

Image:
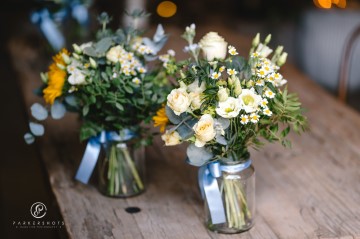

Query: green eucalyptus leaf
<box><xmin>165</xmin><ymin>105</ymin><xmax>181</xmax><ymax>124</ymax></box>
<box><xmin>30</xmin><ymin>103</ymin><xmax>48</xmax><ymax>121</ymax></box>
<box><xmin>29</xmin><ymin>122</ymin><xmax>44</xmax><ymax>136</ymax></box>
<box><xmin>24</xmin><ymin>133</ymin><xmax>35</xmax><ymax>144</ymax></box>
<box><xmin>51</xmin><ymin>100</ymin><xmax>66</xmax><ymax>119</ymax></box>
<box><xmin>186</xmin><ymin>144</ymin><xmax>213</xmax><ymax>167</ymax></box>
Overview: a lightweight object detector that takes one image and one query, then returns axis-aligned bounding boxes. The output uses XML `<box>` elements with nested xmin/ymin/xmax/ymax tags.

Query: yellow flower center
<box><xmin>243</xmin><ymin>95</ymin><xmax>254</xmax><ymax>105</ymax></box>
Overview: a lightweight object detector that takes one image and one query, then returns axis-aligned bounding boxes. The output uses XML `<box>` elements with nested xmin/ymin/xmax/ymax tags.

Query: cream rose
<box><xmin>106</xmin><ymin>45</ymin><xmax>125</xmax><ymax>63</ymax></box>
<box><xmin>193</xmin><ymin>114</ymin><xmax>216</xmax><ymax>147</ymax></box>
<box><xmin>215</xmin><ymin>97</ymin><xmax>241</xmax><ymax>118</ymax></box>
<box><xmin>189</xmin><ymin>92</ymin><xmax>204</xmax><ymax>110</ymax></box>
<box><xmin>238</xmin><ymin>88</ymin><xmax>262</xmax><ymax>113</ymax></box>
<box><xmin>167</xmin><ymin>88</ymin><xmax>191</xmax><ymax>115</ymax></box>
<box><xmin>199</xmin><ymin>32</ymin><xmax>228</xmax><ymax>61</ymax></box>
<box><xmin>161</xmin><ymin>130</ymin><xmax>182</xmax><ymax>146</ymax></box>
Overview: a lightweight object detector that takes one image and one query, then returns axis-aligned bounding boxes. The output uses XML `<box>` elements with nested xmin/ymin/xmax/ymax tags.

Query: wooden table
<box><xmin>10</xmin><ymin>30</ymin><xmax>360</xmax><ymax>239</ymax></box>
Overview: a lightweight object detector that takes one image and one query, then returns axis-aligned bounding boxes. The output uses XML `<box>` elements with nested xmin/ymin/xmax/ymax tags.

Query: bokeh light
<box><xmin>157</xmin><ymin>1</ymin><xmax>177</xmax><ymax>18</ymax></box>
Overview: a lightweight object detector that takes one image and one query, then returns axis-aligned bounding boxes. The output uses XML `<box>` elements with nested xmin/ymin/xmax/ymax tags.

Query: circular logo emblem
<box><xmin>30</xmin><ymin>202</ymin><xmax>47</xmax><ymax>218</ymax></box>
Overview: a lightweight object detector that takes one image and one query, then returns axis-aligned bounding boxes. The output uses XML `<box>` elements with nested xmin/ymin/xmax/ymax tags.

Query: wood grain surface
<box><xmin>10</xmin><ymin>27</ymin><xmax>360</xmax><ymax>239</ymax></box>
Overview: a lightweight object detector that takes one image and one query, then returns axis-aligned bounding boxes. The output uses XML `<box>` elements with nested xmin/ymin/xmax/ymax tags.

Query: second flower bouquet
<box><xmin>25</xmin><ymin>12</ymin><xmax>173</xmax><ymax>197</ymax></box>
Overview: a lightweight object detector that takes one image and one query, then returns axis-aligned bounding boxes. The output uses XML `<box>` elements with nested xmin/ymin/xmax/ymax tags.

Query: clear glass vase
<box><xmin>97</xmin><ymin>138</ymin><xmax>145</xmax><ymax>198</ymax></box>
<box><xmin>205</xmin><ymin>159</ymin><xmax>255</xmax><ymax>233</ymax></box>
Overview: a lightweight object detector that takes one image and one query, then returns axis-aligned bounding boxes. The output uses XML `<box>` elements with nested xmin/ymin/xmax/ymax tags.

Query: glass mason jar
<box><xmin>97</xmin><ymin>137</ymin><xmax>145</xmax><ymax>198</ymax></box>
<box><xmin>205</xmin><ymin>159</ymin><xmax>255</xmax><ymax>233</ymax></box>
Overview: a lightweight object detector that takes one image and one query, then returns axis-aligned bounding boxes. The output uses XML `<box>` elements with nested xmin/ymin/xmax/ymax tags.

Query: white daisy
<box><xmin>211</xmin><ymin>72</ymin><xmax>221</xmax><ymax>80</ymax></box>
<box><xmin>264</xmin><ymin>90</ymin><xmax>275</xmax><ymax>99</ymax></box>
<box><xmin>250</xmin><ymin>113</ymin><xmax>260</xmax><ymax>123</ymax></box>
<box><xmin>263</xmin><ymin>108</ymin><xmax>273</xmax><ymax>116</ymax></box>
<box><xmin>240</xmin><ymin>114</ymin><xmax>249</xmax><ymax>125</ymax></box>
<box><xmin>227</xmin><ymin>68</ymin><xmax>238</xmax><ymax>76</ymax></box>
<box><xmin>228</xmin><ymin>45</ymin><xmax>238</xmax><ymax>56</ymax></box>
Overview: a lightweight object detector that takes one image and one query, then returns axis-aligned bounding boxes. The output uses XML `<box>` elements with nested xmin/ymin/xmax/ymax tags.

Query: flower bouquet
<box><xmin>156</xmin><ymin>24</ymin><xmax>307</xmax><ymax>233</ymax></box>
<box><xmin>25</xmin><ymin>11</ymin><xmax>172</xmax><ymax>197</ymax></box>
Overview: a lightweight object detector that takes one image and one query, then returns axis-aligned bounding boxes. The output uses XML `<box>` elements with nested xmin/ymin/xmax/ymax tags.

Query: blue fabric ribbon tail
<box><xmin>75</xmin><ymin>137</ymin><xmax>102</xmax><ymax>184</ymax></box>
<box><xmin>199</xmin><ymin>162</ymin><xmax>226</xmax><ymax>224</ymax></box>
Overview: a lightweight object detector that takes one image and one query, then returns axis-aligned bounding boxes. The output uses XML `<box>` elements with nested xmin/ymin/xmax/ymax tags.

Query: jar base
<box><xmin>207</xmin><ymin>221</ymin><xmax>254</xmax><ymax>234</ymax></box>
<box><xmin>98</xmin><ymin>188</ymin><xmax>146</xmax><ymax>198</ymax></box>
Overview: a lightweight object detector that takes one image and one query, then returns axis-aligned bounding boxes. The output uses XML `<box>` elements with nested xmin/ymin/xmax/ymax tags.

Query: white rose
<box><xmin>193</xmin><ymin>114</ymin><xmax>216</xmax><ymax>147</ymax></box>
<box><xmin>256</xmin><ymin>43</ymin><xmax>273</xmax><ymax>58</ymax></box>
<box><xmin>217</xmin><ymin>87</ymin><xmax>228</xmax><ymax>102</ymax></box>
<box><xmin>215</xmin><ymin>97</ymin><xmax>241</xmax><ymax>118</ymax></box>
<box><xmin>189</xmin><ymin>92</ymin><xmax>204</xmax><ymax>110</ymax></box>
<box><xmin>161</xmin><ymin>130</ymin><xmax>182</xmax><ymax>146</ymax></box>
<box><xmin>199</xmin><ymin>32</ymin><xmax>228</xmax><ymax>61</ymax></box>
<box><xmin>167</xmin><ymin>88</ymin><xmax>191</xmax><ymax>115</ymax></box>
<box><xmin>106</xmin><ymin>45</ymin><xmax>125</xmax><ymax>63</ymax></box>
<box><xmin>68</xmin><ymin>69</ymin><xmax>86</xmax><ymax>85</ymax></box>
<box><xmin>238</xmin><ymin>88</ymin><xmax>262</xmax><ymax>113</ymax></box>
<box><xmin>187</xmin><ymin>79</ymin><xmax>206</xmax><ymax>93</ymax></box>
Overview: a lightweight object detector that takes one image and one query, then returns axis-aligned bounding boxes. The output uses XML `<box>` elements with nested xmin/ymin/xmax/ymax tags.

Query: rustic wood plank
<box><xmin>9</xmin><ymin>27</ymin><xmax>360</xmax><ymax>239</ymax></box>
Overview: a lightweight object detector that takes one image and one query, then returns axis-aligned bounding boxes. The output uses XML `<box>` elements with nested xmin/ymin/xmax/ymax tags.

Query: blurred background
<box><xmin>1</xmin><ymin>0</ymin><xmax>360</xmax><ymax>238</ymax></box>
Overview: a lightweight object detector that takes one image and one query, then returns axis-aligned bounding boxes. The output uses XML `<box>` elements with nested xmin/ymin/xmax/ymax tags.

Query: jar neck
<box><xmin>220</xmin><ymin>159</ymin><xmax>252</xmax><ymax>173</ymax></box>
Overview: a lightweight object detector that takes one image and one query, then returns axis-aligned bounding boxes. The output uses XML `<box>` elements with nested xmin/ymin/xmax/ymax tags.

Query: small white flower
<box><xmin>216</xmin><ymin>97</ymin><xmax>241</xmax><ymax>119</ymax></box>
<box><xmin>167</xmin><ymin>49</ymin><xmax>176</xmax><ymax>56</ymax></box>
<box><xmin>211</xmin><ymin>72</ymin><xmax>221</xmax><ymax>80</ymax></box>
<box><xmin>251</xmin><ymin>52</ymin><xmax>260</xmax><ymax>58</ymax></box>
<box><xmin>161</xmin><ymin>130</ymin><xmax>182</xmax><ymax>146</ymax></box>
<box><xmin>275</xmin><ymin>78</ymin><xmax>288</xmax><ymax>87</ymax></box>
<box><xmin>193</xmin><ymin>114</ymin><xmax>216</xmax><ymax>147</ymax></box>
<box><xmin>240</xmin><ymin>114</ymin><xmax>249</xmax><ymax>125</ymax></box>
<box><xmin>132</xmin><ymin>77</ymin><xmax>141</xmax><ymax>85</ymax></box>
<box><xmin>257</xmin><ymin>69</ymin><xmax>267</xmax><ymax>78</ymax></box>
<box><xmin>250</xmin><ymin>113</ymin><xmax>260</xmax><ymax>123</ymax></box>
<box><xmin>227</xmin><ymin>68</ymin><xmax>238</xmax><ymax>76</ymax></box>
<box><xmin>219</xmin><ymin>66</ymin><xmax>226</xmax><ymax>72</ymax></box>
<box><xmin>137</xmin><ymin>67</ymin><xmax>147</xmax><ymax>74</ymax></box>
<box><xmin>106</xmin><ymin>45</ymin><xmax>125</xmax><ymax>63</ymax></box>
<box><xmin>159</xmin><ymin>54</ymin><xmax>170</xmax><ymax>62</ymax></box>
<box><xmin>260</xmin><ymin>98</ymin><xmax>268</xmax><ymax>108</ymax></box>
<box><xmin>264</xmin><ymin>90</ymin><xmax>275</xmax><ymax>98</ymax></box>
<box><xmin>68</xmin><ymin>69</ymin><xmax>86</xmax><ymax>85</ymax></box>
<box><xmin>66</xmin><ymin>60</ymin><xmax>81</xmax><ymax>74</ymax></box>
<box><xmin>167</xmin><ymin>88</ymin><xmax>191</xmax><ymax>115</ymax></box>
<box><xmin>255</xmin><ymin>79</ymin><xmax>265</xmax><ymax>86</ymax></box>
<box><xmin>112</xmin><ymin>72</ymin><xmax>118</xmax><ymax>79</ymax></box>
<box><xmin>238</xmin><ymin>88</ymin><xmax>262</xmax><ymax>113</ymax></box>
<box><xmin>263</xmin><ymin>108</ymin><xmax>273</xmax><ymax>116</ymax></box>
<box><xmin>228</xmin><ymin>45</ymin><xmax>238</xmax><ymax>56</ymax></box>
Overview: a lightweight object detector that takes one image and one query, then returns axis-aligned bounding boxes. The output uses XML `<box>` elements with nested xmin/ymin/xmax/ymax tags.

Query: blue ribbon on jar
<box><xmin>198</xmin><ymin>160</ymin><xmax>252</xmax><ymax>224</ymax></box>
<box><xmin>75</xmin><ymin>129</ymin><xmax>136</xmax><ymax>184</ymax></box>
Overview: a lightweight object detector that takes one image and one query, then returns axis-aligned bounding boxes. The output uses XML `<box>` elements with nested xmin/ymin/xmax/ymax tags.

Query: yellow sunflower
<box><xmin>43</xmin><ymin>49</ymin><xmax>69</xmax><ymax>105</ymax></box>
<box><xmin>153</xmin><ymin>106</ymin><xmax>169</xmax><ymax>133</ymax></box>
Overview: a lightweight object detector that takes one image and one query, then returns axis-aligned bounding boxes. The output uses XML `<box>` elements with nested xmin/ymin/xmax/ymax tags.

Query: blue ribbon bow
<box><xmin>198</xmin><ymin>160</ymin><xmax>252</xmax><ymax>224</ymax></box>
<box><xmin>75</xmin><ymin>130</ymin><xmax>135</xmax><ymax>184</ymax></box>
